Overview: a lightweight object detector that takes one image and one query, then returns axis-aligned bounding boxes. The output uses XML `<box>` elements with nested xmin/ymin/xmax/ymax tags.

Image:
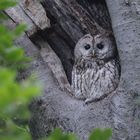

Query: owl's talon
<box><xmin>85</xmin><ymin>99</ymin><xmax>91</xmax><ymax>104</ymax></box>
<box><xmin>83</xmin><ymin>101</ymin><xmax>88</xmax><ymax>106</ymax></box>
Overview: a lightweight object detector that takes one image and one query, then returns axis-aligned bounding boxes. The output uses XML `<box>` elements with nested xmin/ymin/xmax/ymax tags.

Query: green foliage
<box><xmin>41</xmin><ymin>128</ymin><xmax>112</xmax><ymax>140</ymax></box>
<box><xmin>89</xmin><ymin>128</ymin><xmax>112</xmax><ymax>140</ymax></box>
<box><xmin>0</xmin><ymin>119</ymin><xmax>31</xmax><ymax>140</ymax></box>
<box><xmin>0</xmin><ymin>24</ymin><xmax>29</xmax><ymax>69</ymax></box>
<box><xmin>0</xmin><ymin>0</ymin><xmax>112</xmax><ymax>140</ymax></box>
<box><xmin>0</xmin><ymin>11</ymin><xmax>8</xmax><ymax>20</ymax></box>
<box><xmin>0</xmin><ymin>0</ymin><xmax>17</xmax><ymax>10</ymax></box>
<box><xmin>45</xmin><ymin>129</ymin><xmax>78</xmax><ymax>140</ymax></box>
<box><xmin>0</xmin><ymin>68</ymin><xmax>40</xmax><ymax>118</ymax></box>
<box><xmin>0</xmin><ymin>0</ymin><xmax>41</xmax><ymax>139</ymax></box>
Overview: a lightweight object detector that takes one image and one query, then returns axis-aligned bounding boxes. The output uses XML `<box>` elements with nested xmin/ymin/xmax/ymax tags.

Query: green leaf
<box><xmin>0</xmin><ymin>118</ymin><xmax>6</xmax><ymax>129</ymax></box>
<box><xmin>46</xmin><ymin>128</ymin><xmax>78</xmax><ymax>140</ymax></box>
<box><xmin>12</xmin><ymin>24</ymin><xmax>27</xmax><ymax>37</ymax></box>
<box><xmin>0</xmin><ymin>25</ymin><xmax>13</xmax><ymax>47</ymax></box>
<box><xmin>89</xmin><ymin>128</ymin><xmax>112</xmax><ymax>140</ymax></box>
<box><xmin>0</xmin><ymin>0</ymin><xmax>17</xmax><ymax>10</ymax></box>
<box><xmin>5</xmin><ymin>47</ymin><xmax>24</xmax><ymax>62</ymax></box>
<box><xmin>0</xmin><ymin>67</ymin><xmax>41</xmax><ymax>116</ymax></box>
<box><xmin>0</xmin><ymin>12</ymin><xmax>8</xmax><ymax>20</ymax></box>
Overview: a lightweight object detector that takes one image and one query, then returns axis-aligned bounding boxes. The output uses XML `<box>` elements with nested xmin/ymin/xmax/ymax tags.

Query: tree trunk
<box><xmin>5</xmin><ymin>0</ymin><xmax>140</xmax><ymax>140</ymax></box>
<box><xmin>105</xmin><ymin>0</ymin><xmax>140</xmax><ymax>139</ymax></box>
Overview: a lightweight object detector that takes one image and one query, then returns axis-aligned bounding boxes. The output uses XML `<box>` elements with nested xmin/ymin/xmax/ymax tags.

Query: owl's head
<box><xmin>94</xmin><ymin>33</ymin><xmax>117</xmax><ymax>61</ymax></box>
<box><xmin>74</xmin><ymin>34</ymin><xmax>94</xmax><ymax>61</ymax></box>
<box><xmin>74</xmin><ymin>33</ymin><xmax>117</xmax><ymax>62</ymax></box>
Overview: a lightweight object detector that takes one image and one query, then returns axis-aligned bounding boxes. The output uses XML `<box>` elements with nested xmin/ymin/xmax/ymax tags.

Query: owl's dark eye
<box><xmin>84</xmin><ymin>44</ymin><xmax>91</xmax><ymax>50</ymax></box>
<box><xmin>96</xmin><ymin>43</ymin><xmax>104</xmax><ymax>49</ymax></box>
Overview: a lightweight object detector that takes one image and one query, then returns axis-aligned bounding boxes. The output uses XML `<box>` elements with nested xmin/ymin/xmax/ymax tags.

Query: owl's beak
<box><xmin>92</xmin><ymin>50</ymin><xmax>96</xmax><ymax>58</ymax></box>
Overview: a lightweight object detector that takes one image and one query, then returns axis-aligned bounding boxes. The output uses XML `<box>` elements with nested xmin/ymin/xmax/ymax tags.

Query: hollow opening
<box><xmin>30</xmin><ymin>0</ymin><xmax>120</xmax><ymax>84</ymax></box>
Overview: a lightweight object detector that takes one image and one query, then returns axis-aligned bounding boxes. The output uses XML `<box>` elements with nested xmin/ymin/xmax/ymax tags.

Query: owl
<box><xmin>72</xmin><ymin>33</ymin><xmax>120</xmax><ymax>104</ymax></box>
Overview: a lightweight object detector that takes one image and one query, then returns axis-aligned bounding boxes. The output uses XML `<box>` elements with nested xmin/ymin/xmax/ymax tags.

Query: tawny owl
<box><xmin>72</xmin><ymin>33</ymin><xmax>120</xmax><ymax>104</ymax></box>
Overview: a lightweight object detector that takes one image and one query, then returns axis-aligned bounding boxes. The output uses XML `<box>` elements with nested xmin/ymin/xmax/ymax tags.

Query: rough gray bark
<box><xmin>5</xmin><ymin>0</ymin><xmax>50</xmax><ymax>36</ymax></box>
<box><xmin>5</xmin><ymin>0</ymin><xmax>140</xmax><ymax>140</ymax></box>
<box><xmin>105</xmin><ymin>0</ymin><xmax>140</xmax><ymax>139</ymax></box>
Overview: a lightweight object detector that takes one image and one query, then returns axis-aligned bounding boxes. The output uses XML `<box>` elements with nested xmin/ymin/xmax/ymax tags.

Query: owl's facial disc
<box><xmin>74</xmin><ymin>34</ymin><xmax>95</xmax><ymax>61</ymax></box>
<box><xmin>84</xmin><ymin>44</ymin><xmax>91</xmax><ymax>50</ymax></box>
<box><xmin>93</xmin><ymin>35</ymin><xmax>111</xmax><ymax>60</ymax></box>
<box><xmin>95</xmin><ymin>43</ymin><xmax>108</xmax><ymax>60</ymax></box>
<box><xmin>96</xmin><ymin>43</ymin><xmax>104</xmax><ymax>50</ymax></box>
<box><xmin>81</xmin><ymin>43</ymin><xmax>96</xmax><ymax>60</ymax></box>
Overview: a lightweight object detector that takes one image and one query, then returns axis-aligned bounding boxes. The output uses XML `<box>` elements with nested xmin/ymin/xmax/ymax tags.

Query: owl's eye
<box><xmin>84</xmin><ymin>44</ymin><xmax>91</xmax><ymax>50</ymax></box>
<box><xmin>97</xmin><ymin>43</ymin><xmax>104</xmax><ymax>49</ymax></box>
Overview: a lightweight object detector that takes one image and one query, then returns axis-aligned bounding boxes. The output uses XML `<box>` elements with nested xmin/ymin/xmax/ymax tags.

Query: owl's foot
<box><xmin>85</xmin><ymin>98</ymin><xmax>93</xmax><ymax>105</ymax></box>
<box><xmin>85</xmin><ymin>95</ymin><xmax>101</xmax><ymax>104</ymax></box>
<box><xmin>85</xmin><ymin>93</ymin><xmax>108</xmax><ymax>104</ymax></box>
<box><xmin>74</xmin><ymin>90</ymin><xmax>85</xmax><ymax>100</ymax></box>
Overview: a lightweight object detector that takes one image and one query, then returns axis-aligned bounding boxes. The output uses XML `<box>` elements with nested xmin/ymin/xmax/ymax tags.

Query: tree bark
<box><xmin>105</xmin><ymin>0</ymin><xmax>140</xmax><ymax>139</ymax></box>
<box><xmin>5</xmin><ymin>0</ymin><xmax>140</xmax><ymax>140</ymax></box>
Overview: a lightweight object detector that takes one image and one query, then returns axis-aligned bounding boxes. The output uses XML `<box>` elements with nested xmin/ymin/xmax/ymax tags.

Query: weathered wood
<box><xmin>32</xmin><ymin>35</ymin><xmax>72</xmax><ymax>93</ymax></box>
<box><xmin>41</xmin><ymin>0</ymin><xmax>110</xmax><ymax>43</ymax></box>
<box><xmin>5</xmin><ymin>0</ymin><xmax>50</xmax><ymax>36</ymax></box>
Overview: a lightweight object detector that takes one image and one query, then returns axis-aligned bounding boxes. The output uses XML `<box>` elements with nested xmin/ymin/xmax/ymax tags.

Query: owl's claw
<box><xmin>84</xmin><ymin>98</ymin><xmax>92</xmax><ymax>105</ymax></box>
<box><xmin>83</xmin><ymin>101</ymin><xmax>88</xmax><ymax>107</ymax></box>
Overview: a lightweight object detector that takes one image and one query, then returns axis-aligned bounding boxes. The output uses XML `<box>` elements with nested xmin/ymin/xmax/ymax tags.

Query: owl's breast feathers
<box><xmin>72</xmin><ymin>57</ymin><xmax>120</xmax><ymax>101</ymax></box>
<box><xmin>74</xmin><ymin>58</ymin><xmax>105</xmax><ymax>73</ymax></box>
